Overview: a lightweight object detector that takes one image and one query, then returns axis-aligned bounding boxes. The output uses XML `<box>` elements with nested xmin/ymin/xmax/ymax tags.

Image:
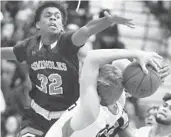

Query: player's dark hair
<box><xmin>97</xmin><ymin>64</ymin><xmax>123</xmax><ymax>106</ymax></box>
<box><xmin>34</xmin><ymin>1</ymin><xmax>68</xmax><ymax>25</ymax></box>
<box><xmin>163</xmin><ymin>93</ymin><xmax>171</xmax><ymax>102</ymax></box>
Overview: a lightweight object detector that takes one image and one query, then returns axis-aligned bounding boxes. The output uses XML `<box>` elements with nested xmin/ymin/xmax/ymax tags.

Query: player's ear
<box><xmin>36</xmin><ymin>22</ymin><xmax>40</xmax><ymax>30</ymax></box>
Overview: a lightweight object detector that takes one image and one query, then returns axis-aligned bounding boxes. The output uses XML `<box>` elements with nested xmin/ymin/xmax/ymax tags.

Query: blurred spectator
<box><xmin>0</xmin><ymin>89</ymin><xmax>6</xmax><ymax>114</ymax></box>
<box><xmin>1</xmin><ymin>22</ymin><xmax>15</xmax><ymax>47</ymax></box>
<box><xmin>1</xmin><ymin>60</ymin><xmax>31</xmax><ymax>137</ymax></box>
<box><xmin>144</xmin><ymin>1</ymin><xmax>171</xmax><ymax>32</ymax></box>
<box><xmin>1</xmin><ymin>109</ymin><xmax>22</xmax><ymax>137</ymax></box>
<box><xmin>1</xmin><ymin>1</ymin><xmax>37</xmax><ymax>47</ymax></box>
<box><xmin>66</xmin><ymin>1</ymin><xmax>90</xmax><ymax>26</ymax></box>
<box><xmin>5</xmin><ymin>1</ymin><xmax>22</xmax><ymax>19</ymax></box>
<box><xmin>144</xmin><ymin>106</ymin><xmax>158</xmax><ymax>126</ymax></box>
<box><xmin>94</xmin><ymin>9</ymin><xmax>125</xmax><ymax>49</ymax></box>
<box><xmin>4</xmin><ymin>115</ymin><xmax>21</xmax><ymax>137</ymax></box>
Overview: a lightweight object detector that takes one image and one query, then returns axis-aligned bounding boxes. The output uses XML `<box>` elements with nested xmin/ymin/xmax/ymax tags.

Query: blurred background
<box><xmin>1</xmin><ymin>0</ymin><xmax>171</xmax><ymax>137</ymax></box>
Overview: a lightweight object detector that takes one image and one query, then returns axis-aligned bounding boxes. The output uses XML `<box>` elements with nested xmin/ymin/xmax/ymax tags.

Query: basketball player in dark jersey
<box><xmin>1</xmin><ymin>1</ymin><xmax>134</xmax><ymax>137</ymax></box>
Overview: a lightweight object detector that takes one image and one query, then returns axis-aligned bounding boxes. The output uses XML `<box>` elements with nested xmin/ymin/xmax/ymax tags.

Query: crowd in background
<box><xmin>1</xmin><ymin>1</ymin><xmax>171</xmax><ymax>137</ymax></box>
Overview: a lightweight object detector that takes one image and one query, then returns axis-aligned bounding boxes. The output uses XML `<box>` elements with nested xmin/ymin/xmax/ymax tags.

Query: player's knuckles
<box><xmin>161</xmin><ymin>67</ymin><xmax>170</xmax><ymax>72</ymax></box>
<box><xmin>160</xmin><ymin>72</ymin><xmax>169</xmax><ymax>78</ymax></box>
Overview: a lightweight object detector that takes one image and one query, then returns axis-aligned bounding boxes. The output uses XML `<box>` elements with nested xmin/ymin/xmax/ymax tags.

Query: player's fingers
<box><xmin>153</xmin><ymin>53</ymin><xmax>163</xmax><ymax>59</ymax></box>
<box><xmin>160</xmin><ymin>66</ymin><xmax>170</xmax><ymax>74</ymax></box>
<box><xmin>125</xmin><ymin>18</ymin><xmax>133</xmax><ymax>22</ymax></box>
<box><xmin>149</xmin><ymin>60</ymin><xmax>159</xmax><ymax>72</ymax></box>
<box><xmin>126</xmin><ymin>21</ymin><xmax>134</xmax><ymax>25</ymax></box>
<box><xmin>162</xmin><ymin>62</ymin><xmax>169</xmax><ymax>68</ymax></box>
<box><xmin>125</xmin><ymin>21</ymin><xmax>135</xmax><ymax>28</ymax></box>
<box><xmin>126</xmin><ymin>24</ymin><xmax>135</xmax><ymax>29</ymax></box>
<box><xmin>153</xmin><ymin>59</ymin><xmax>162</xmax><ymax>69</ymax></box>
<box><xmin>140</xmin><ymin>62</ymin><xmax>148</xmax><ymax>74</ymax></box>
<box><xmin>160</xmin><ymin>71</ymin><xmax>170</xmax><ymax>80</ymax></box>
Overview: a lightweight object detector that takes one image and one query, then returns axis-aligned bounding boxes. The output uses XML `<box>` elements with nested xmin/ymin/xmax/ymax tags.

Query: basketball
<box><xmin>123</xmin><ymin>62</ymin><xmax>161</xmax><ymax>98</ymax></box>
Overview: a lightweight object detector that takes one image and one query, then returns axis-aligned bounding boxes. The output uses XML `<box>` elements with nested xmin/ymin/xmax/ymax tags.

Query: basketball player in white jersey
<box><xmin>136</xmin><ymin>93</ymin><xmax>171</xmax><ymax>137</ymax></box>
<box><xmin>45</xmin><ymin>48</ymin><xmax>163</xmax><ymax>137</ymax></box>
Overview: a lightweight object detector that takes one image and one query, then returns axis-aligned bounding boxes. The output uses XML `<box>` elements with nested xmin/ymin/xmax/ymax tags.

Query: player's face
<box><xmin>145</xmin><ymin>109</ymin><xmax>157</xmax><ymax>126</ymax></box>
<box><xmin>156</xmin><ymin>100</ymin><xmax>171</xmax><ymax>125</ymax></box>
<box><xmin>37</xmin><ymin>7</ymin><xmax>63</xmax><ymax>34</ymax></box>
<box><xmin>107</xmin><ymin>84</ymin><xmax>124</xmax><ymax>111</ymax></box>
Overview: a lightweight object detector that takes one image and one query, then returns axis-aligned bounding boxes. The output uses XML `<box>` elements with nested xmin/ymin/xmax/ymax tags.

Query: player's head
<box><xmin>145</xmin><ymin>106</ymin><xmax>158</xmax><ymax>126</ymax></box>
<box><xmin>34</xmin><ymin>1</ymin><xmax>67</xmax><ymax>34</ymax></box>
<box><xmin>97</xmin><ymin>64</ymin><xmax>123</xmax><ymax>106</ymax></box>
<box><xmin>156</xmin><ymin>93</ymin><xmax>171</xmax><ymax>125</ymax></box>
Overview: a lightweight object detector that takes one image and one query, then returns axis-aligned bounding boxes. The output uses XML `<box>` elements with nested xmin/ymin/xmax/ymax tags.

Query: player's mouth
<box><xmin>147</xmin><ymin>122</ymin><xmax>152</xmax><ymax>125</ymax></box>
<box><xmin>158</xmin><ymin>112</ymin><xmax>166</xmax><ymax>118</ymax></box>
<box><xmin>49</xmin><ymin>23</ymin><xmax>57</xmax><ymax>29</ymax></box>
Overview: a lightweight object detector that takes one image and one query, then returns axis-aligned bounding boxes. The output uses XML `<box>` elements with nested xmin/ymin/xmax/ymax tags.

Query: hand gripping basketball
<box><xmin>123</xmin><ymin>62</ymin><xmax>162</xmax><ymax>98</ymax></box>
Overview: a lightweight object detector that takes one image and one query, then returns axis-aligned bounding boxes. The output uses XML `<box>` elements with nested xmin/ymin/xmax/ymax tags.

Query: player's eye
<box><xmin>44</xmin><ymin>13</ymin><xmax>51</xmax><ymax>18</ymax></box>
<box><xmin>163</xmin><ymin>103</ymin><xmax>168</xmax><ymax>108</ymax></box>
<box><xmin>169</xmin><ymin>106</ymin><xmax>171</xmax><ymax>111</ymax></box>
<box><xmin>55</xmin><ymin>14</ymin><xmax>61</xmax><ymax>19</ymax></box>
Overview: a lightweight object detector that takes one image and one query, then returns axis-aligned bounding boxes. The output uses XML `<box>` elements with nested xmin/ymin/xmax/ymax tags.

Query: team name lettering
<box><xmin>31</xmin><ymin>60</ymin><xmax>67</xmax><ymax>71</ymax></box>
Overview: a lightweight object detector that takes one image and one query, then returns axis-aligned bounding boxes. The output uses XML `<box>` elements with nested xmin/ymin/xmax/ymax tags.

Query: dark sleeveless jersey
<box><xmin>13</xmin><ymin>31</ymin><xmax>80</xmax><ymax>111</ymax></box>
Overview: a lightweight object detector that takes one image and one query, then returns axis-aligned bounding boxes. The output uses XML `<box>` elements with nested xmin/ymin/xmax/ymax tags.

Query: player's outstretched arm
<box><xmin>79</xmin><ymin>49</ymin><xmax>162</xmax><ymax>115</ymax></box>
<box><xmin>72</xmin><ymin>11</ymin><xmax>134</xmax><ymax>46</ymax></box>
<box><xmin>1</xmin><ymin>47</ymin><xmax>17</xmax><ymax>60</ymax></box>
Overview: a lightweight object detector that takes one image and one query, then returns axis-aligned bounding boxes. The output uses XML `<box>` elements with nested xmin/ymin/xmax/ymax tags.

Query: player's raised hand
<box><xmin>104</xmin><ymin>11</ymin><xmax>135</xmax><ymax>28</ymax></box>
<box><xmin>136</xmin><ymin>51</ymin><xmax>163</xmax><ymax>74</ymax></box>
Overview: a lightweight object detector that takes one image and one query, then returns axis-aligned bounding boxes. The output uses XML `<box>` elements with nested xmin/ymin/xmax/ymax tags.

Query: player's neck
<box><xmin>41</xmin><ymin>33</ymin><xmax>60</xmax><ymax>45</ymax></box>
<box><xmin>153</xmin><ymin>123</ymin><xmax>171</xmax><ymax>136</ymax></box>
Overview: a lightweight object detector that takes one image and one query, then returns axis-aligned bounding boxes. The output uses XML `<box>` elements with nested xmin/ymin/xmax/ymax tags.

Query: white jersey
<box><xmin>136</xmin><ymin>126</ymin><xmax>171</xmax><ymax>137</ymax></box>
<box><xmin>136</xmin><ymin>126</ymin><xmax>152</xmax><ymax>137</ymax></box>
<box><xmin>45</xmin><ymin>102</ymin><xmax>129</xmax><ymax>137</ymax></box>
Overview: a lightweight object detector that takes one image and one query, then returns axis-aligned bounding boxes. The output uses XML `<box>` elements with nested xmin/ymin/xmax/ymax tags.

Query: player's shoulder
<box><xmin>60</xmin><ymin>31</ymin><xmax>75</xmax><ymax>41</ymax></box>
<box><xmin>16</xmin><ymin>34</ymin><xmax>40</xmax><ymax>47</ymax></box>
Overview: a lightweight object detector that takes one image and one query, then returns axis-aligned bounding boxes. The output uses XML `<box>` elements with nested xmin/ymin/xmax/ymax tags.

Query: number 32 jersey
<box><xmin>13</xmin><ymin>32</ymin><xmax>80</xmax><ymax>111</ymax></box>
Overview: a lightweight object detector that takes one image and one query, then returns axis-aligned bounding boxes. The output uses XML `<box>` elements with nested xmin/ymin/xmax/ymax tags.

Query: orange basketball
<box><xmin>123</xmin><ymin>63</ymin><xmax>161</xmax><ymax>98</ymax></box>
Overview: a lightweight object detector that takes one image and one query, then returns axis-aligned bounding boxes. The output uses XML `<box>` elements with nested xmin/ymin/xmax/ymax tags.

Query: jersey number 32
<box><xmin>36</xmin><ymin>73</ymin><xmax>63</xmax><ymax>95</ymax></box>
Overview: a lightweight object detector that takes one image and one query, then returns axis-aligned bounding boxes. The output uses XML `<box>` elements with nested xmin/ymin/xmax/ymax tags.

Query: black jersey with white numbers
<box><xmin>13</xmin><ymin>31</ymin><xmax>80</xmax><ymax>111</ymax></box>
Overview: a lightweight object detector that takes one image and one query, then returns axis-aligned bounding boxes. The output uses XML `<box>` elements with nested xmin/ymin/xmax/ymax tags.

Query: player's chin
<box><xmin>48</xmin><ymin>28</ymin><xmax>61</xmax><ymax>34</ymax></box>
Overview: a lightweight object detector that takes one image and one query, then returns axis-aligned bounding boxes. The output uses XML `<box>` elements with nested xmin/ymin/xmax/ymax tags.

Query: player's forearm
<box><xmin>72</xmin><ymin>17</ymin><xmax>112</xmax><ymax>46</ymax></box>
<box><xmin>1</xmin><ymin>47</ymin><xmax>17</xmax><ymax>60</ymax></box>
<box><xmin>86</xmin><ymin>49</ymin><xmax>139</xmax><ymax>67</ymax></box>
<box><xmin>85</xmin><ymin>17</ymin><xmax>112</xmax><ymax>35</ymax></box>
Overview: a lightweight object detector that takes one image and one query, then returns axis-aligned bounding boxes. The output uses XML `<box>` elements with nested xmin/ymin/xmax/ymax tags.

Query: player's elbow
<box><xmin>84</xmin><ymin>51</ymin><xmax>95</xmax><ymax>62</ymax></box>
<box><xmin>84</xmin><ymin>51</ymin><xmax>100</xmax><ymax>67</ymax></box>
